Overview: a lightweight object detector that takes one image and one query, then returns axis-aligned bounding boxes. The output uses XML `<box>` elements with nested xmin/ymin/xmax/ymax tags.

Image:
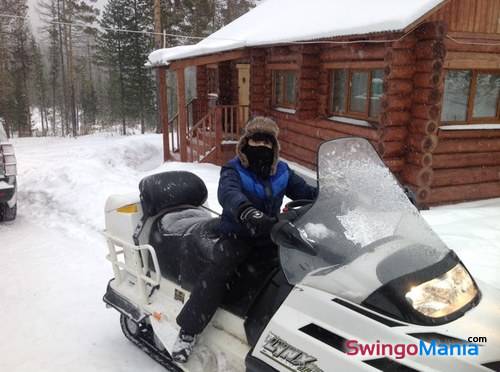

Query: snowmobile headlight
<box><xmin>405</xmin><ymin>264</ymin><xmax>477</xmax><ymax>318</ymax></box>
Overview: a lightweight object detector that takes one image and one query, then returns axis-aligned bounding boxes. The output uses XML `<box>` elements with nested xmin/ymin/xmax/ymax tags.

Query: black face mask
<box><xmin>243</xmin><ymin>145</ymin><xmax>274</xmax><ymax>179</ymax></box>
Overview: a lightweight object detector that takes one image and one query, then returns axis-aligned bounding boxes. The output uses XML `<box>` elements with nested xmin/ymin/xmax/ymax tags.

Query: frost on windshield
<box><xmin>316</xmin><ymin>139</ymin><xmax>439</xmax><ymax>249</ymax></box>
<box><xmin>280</xmin><ymin>138</ymin><xmax>449</xmax><ymax>297</ymax></box>
<box><xmin>301</xmin><ymin>222</ymin><xmax>336</xmax><ymax>242</ymax></box>
<box><xmin>338</xmin><ymin>208</ymin><xmax>402</xmax><ymax>246</ymax></box>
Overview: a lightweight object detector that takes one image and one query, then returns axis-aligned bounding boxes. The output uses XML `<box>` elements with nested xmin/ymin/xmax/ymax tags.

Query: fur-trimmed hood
<box><xmin>236</xmin><ymin>117</ymin><xmax>280</xmax><ymax>175</ymax></box>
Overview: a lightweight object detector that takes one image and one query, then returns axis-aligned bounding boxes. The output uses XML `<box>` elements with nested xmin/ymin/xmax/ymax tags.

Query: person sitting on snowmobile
<box><xmin>172</xmin><ymin>116</ymin><xmax>318</xmax><ymax>363</ymax></box>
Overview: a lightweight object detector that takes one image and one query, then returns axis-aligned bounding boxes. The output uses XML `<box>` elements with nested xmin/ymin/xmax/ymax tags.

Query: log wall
<box><xmin>424</xmin><ymin>3</ymin><xmax>500</xmax><ymax>204</ymax></box>
<box><xmin>242</xmin><ymin>8</ymin><xmax>500</xmax><ymax>206</ymax></box>
<box><xmin>264</xmin><ymin>43</ymin><xmax>385</xmax><ymax>171</ymax></box>
<box><xmin>400</xmin><ymin>22</ymin><xmax>447</xmax><ymax>204</ymax></box>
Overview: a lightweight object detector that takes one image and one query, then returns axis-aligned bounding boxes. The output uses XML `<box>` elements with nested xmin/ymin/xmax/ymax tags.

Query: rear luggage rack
<box><xmin>104</xmin><ymin>232</ymin><xmax>161</xmax><ymax>305</ymax></box>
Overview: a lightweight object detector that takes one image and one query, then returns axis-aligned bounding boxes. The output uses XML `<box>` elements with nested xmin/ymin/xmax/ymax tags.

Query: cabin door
<box><xmin>237</xmin><ymin>64</ymin><xmax>250</xmax><ymax>129</ymax></box>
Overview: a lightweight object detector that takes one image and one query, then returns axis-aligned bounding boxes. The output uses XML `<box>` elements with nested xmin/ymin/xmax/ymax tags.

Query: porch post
<box><xmin>158</xmin><ymin>67</ymin><xmax>171</xmax><ymax>161</ymax></box>
<box><xmin>215</xmin><ymin>107</ymin><xmax>223</xmax><ymax>164</ymax></box>
<box><xmin>176</xmin><ymin>68</ymin><xmax>188</xmax><ymax>162</ymax></box>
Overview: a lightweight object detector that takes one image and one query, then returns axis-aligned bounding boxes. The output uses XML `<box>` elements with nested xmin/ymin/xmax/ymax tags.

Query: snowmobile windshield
<box><xmin>279</xmin><ymin>138</ymin><xmax>450</xmax><ymax>304</ymax></box>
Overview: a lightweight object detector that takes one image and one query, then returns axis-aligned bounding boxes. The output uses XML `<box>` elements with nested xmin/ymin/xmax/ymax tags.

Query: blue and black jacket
<box><xmin>218</xmin><ymin>157</ymin><xmax>317</xmax><ymax>237</ymax></box>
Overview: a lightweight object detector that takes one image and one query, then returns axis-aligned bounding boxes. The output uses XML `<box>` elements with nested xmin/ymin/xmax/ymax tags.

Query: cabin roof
<box><xmin>148</xmin><ymin>0</ymin><xmax>445</xmax><ymax>67</ymax></box>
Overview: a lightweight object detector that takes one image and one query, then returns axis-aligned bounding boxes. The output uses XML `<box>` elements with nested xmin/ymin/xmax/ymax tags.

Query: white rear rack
<box><xmin>104</xmin><ymin>232</ymin><xmax>161</xmax><ymax>305</ymax></box>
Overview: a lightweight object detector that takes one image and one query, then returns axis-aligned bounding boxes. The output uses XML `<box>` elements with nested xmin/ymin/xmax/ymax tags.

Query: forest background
<box><xmin>0</xmin><ymin>0</ymin><xmax>256</xmax><ymax>137</ymax></box>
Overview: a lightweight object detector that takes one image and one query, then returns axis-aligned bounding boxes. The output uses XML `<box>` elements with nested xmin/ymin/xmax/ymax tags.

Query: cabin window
<box><xmin>272</xmin><ymin>70</ymin><xmax>297</xmax><ymax>109</ymax></box>
<box><xmin>330</xmin><ymin>69</ymin><xmax>384</xmax><ymax>120</ymax></box>
<box><xmin>442</xmin><ymin>69</ymin><xmax>500</xmax><ymax>123</ymax></box>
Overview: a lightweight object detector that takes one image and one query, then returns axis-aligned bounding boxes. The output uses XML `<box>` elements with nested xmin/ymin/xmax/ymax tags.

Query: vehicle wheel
<box><xmin>0</xmin><ymin>203</ymin><xmax>16</xmax><ymax>221</ymax></box>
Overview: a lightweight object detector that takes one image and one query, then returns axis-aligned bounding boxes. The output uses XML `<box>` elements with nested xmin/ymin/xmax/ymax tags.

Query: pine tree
<box><xmin>98</xmin><ymin>0</ymin><xmax>132</xmax><ymax>134</ymax></box>
<box><xmin>31</xmin><ymin>36</ymin><xmax>50</xmax><ymax>136</ymax></box>
<box><xmin>98</xmin><ymin>0</ymin><xmax>156</xmax><ymax>134</ymax></box>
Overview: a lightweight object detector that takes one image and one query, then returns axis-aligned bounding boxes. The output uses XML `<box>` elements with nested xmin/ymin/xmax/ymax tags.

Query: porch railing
<box><xmin>185</xmin><ymin>104</ymin><xmax>250</xmax><ymax>163</ymax></box>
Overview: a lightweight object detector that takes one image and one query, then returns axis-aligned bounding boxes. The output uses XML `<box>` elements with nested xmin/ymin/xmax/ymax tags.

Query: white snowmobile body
<box><xmin>103</xmin><ymin>138</ymin><xmax>500</xmax><ymax>372</ymax></box>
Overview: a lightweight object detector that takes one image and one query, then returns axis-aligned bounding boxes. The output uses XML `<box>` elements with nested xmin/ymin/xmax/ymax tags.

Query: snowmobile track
<box><xmin>120</xmin><ymin>314</ymin><xmax>184</xmax><ymax>372</ymax></box>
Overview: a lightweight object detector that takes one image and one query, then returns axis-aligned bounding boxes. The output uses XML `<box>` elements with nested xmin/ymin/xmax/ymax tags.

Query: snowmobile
<box><xmin>103</xmin><ymin>137</ymin><xmax>500</xmax><ymax>372</ymax></box>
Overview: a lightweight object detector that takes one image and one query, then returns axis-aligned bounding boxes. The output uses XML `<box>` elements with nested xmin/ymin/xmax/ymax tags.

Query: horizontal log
<box><xmin>407</xmin><ymin>151</ymin><xmax>433</xmax><ymax>167</ymax></box>
<box><xmin>427</xmin><ymin>182</ymin><xmax>500</xmax><ymax>205</ymax></box>
<box><xmin>380</xmin><ymin>111</ymin><xmax>411</xmax><ymax>126</ymax></box>
<box><xmin>316</xmin><ymin>119</ymin><xmax>379</xmax><ymax>141</ymax></box>
<box><xmin>416</xmin><ymin>40</ymin><xmax>446</xmax><ymax>60</ymax></box>
<box><xmin>317</xmin><ymin>127</ymin><xmax>352</xmax><ymax>141</ymax></box>
<box><xmin>384</xmin><ymin>157</ymin><xmax>405</xmax><ymax>173</ymax></box>
<box><xmin>282</xmin><ymin>128</ymin><xmax>323</xmax><ymax>152</ymax></box>
<box><xmin>392</xmin><ymin>35</ymin><xmax>417</xmax><ymax>49</ymax></box>
<box><xmin>298</xmin><ymin>99</ymin><xmax>320</xmax><ymax>111</ymax></box>
<box><xmin>415</xmin><ymin>59</ymin><xmax>443</xmax><ymax>73</ymax></box>
<box><xmin>438</xmin><ymin>129</ymin><xmax>500</xmax><ymax>139</ymax></box>
<box><xmin>414</xmin><ymin>72</ymin><xmax>443</xmax><ymax>89</ymax></box>
<box><xmin>413</xmin><ymin>88</ymin><xmax>442</xmax><ymax>105</ymax></box>
<box><xmin>300</xmin><ymin>79</ymin><xmax>318</xmax><ymax>90</ymax></box>
<box><xmin>408</xmin><ymin>133</ymin><xmax>438</xmax><ymax>152</ymax></box>
<box><xmin>280</xmin><ymin>140</ymin><xmax>316</xmax><ymax>165</ymax></box>
<box><xmin>320</xmin><ymin>45</ymin><xmax>386</xmax><ymax>62</ymax></box>
<box><xmin>409</xmin><ymin>119</ymin><xmax>438</xmax><ymax>135</ymax></box>
<box><xmin>281</xmin><ymin>151</ymin><xmax>316</xmax><ymax>170</ymax></box>
<box><xmin>412</xmin><ymin>104</ymin><xmax>441</xmax><ymax>121</ymax></box>
<box><xmin>301</xmin><ymin>54</ymin><xmax>320</xmax><ymax>66</ymax></box>
<box><xmin>384</xmin><ymin>65</ymin><xmax>416</xmax><ymax>80</ymax></box>
<box><xmin>377</xmin><ymin>141</ymin><xmax>405</xmax><ymax>158</ymax></box>
<box><xmin>401</xmin><ymin>164</ymin><xmax>434</xmax><ymax>187</ymax></box>
<box><xmin>300</xmin><ymin>68</ymin><xmax>320</xmax><ymax>79</ymax></box>
<box><xmin>251</xmin><ymin>75</ymin><xmax>266</xmax><ymax>85</ymax></box>
<box><xmin>297</xmin><ymin>110</ymin><xmax>318</xmax><ymax>121</ymax></box>
<box><xmin>384</xmin><ymin>49</ymin><xmax>415</xmax><ymax>65</ymax></box>
<box><xmin>381</xmin><ymin>95</ymin><xmax>413</xmax><ymax>111</ymax></box>
<box><xmin>298</xmin><ymin>89</ymin><xmax>317</xmax><ymax>101</ymax></box>
<box><xmin>433</xmin><ymin>152</ymin><xmax>500</xmax><ymax>169</ymax></box>
<box><xmin>432</xmin><ymin>166</ymin><xmax>500</xmax><ymax>187</ymax></box>
<box><xmin>378</xmin><ymin>126</ymin><xmax>408</xmax><ymax>141</ymax></box>
<box><xmin>444</xmin><ymin>38</ymin><xmax>500</xmax><ymax>54</ymax></box>
<box><xmin>415</xmin><ymin>21</ymin><xmax>447</xmax><ymax>41</ymax></box>
<box><xmin>434</xmin><ymin>138</ymin><xmax>500</xmax><ymax>154</ymax></box>
<box><xmin>383</xmin><ymin>79</ymin><xmax>413</xmax><ymax>95</ymax></box>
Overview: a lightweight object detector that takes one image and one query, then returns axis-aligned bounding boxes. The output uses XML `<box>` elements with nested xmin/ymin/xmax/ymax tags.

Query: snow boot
<box><xmin>172</xmin><ymin>329</ymin><xmax>197</xmax><ymax>363</ymax></box>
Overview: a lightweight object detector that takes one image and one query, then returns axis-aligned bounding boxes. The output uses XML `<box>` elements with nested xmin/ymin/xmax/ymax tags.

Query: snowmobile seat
<box><xmin>149</xmin><ymin>207</ymin><xmax>220</xmax><ymax>283</ymax></box>
<box><xmin>149</xmin><ymin>207</ymin><xmax>279</xmax><ymax>317</ymax></box>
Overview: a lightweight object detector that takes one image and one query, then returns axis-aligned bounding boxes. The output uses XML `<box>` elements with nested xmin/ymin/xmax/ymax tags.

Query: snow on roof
<box><xmin>148</xmin><ymin>0</ymin><xmax>445</xmax><ymax>66</ymax></box>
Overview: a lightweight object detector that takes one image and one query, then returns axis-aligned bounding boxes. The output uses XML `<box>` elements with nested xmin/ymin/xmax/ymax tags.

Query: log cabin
<box><xmin>149</xmin><ymin>0</ymin><xmax>500</xmax><ymax>206</ymax></box>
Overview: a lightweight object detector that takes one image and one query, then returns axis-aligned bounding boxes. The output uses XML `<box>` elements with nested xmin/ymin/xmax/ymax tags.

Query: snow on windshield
<box><xmin>338</xmin><ymin>208</ymin><xmax>403</xmax><ymax>246</ymax></box>
<box><xmin>318</xmin><ymin>141</ymin><xmax>416</xmax><ymax>247</ymax></box>
<box><xmin>301</xmin><ymin>222</ymin><xmax>337</xmax><ymax>242</ymax></box>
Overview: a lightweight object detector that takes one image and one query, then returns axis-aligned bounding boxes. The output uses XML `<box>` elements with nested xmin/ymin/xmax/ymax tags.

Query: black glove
<box><xmin>238</xmin><ymin>204</ymin><xmax>276</xmax><ymax>238</ymax></box>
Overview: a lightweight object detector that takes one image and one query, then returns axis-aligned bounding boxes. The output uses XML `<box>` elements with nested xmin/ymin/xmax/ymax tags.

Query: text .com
<box><xmin>345</xmin><ymin>337</ymin><xmax>487</xmax><ymax>359</ymax></box>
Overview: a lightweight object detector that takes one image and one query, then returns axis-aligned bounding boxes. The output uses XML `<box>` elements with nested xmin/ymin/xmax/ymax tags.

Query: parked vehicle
<box><xmin>0</xmin><ymin>123</ymin><xmax>17</xmax><ymax>221</ymax></box>
<box><xmin>103</xmin><ymin>137</ymin><xmax>500</xmax><ymax>371</ymax></box>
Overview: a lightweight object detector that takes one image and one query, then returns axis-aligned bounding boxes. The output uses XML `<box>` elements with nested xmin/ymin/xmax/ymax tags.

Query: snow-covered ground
<box><xmin>1</xmin><ymin>133</ymin><xmax>499</xmax><ymax>372</ymax></box>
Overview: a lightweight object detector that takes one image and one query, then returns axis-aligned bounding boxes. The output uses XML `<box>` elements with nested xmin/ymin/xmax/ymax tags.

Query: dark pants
<box><xmin>176</xmin><ymin>236</ymin><xmax>255</xmax><ymax>335</ymax></box>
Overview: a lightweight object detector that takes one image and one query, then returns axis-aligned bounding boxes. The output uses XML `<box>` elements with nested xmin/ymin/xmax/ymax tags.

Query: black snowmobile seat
<box><xmin>159</xmin><ymin>208</ymin><xmax>221</xmax><ymax>262</ymax></box>
<box><xmin>139</xmin><ymin>171</ymin><xmax>208</xmax><ymax>217</ymax></box>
